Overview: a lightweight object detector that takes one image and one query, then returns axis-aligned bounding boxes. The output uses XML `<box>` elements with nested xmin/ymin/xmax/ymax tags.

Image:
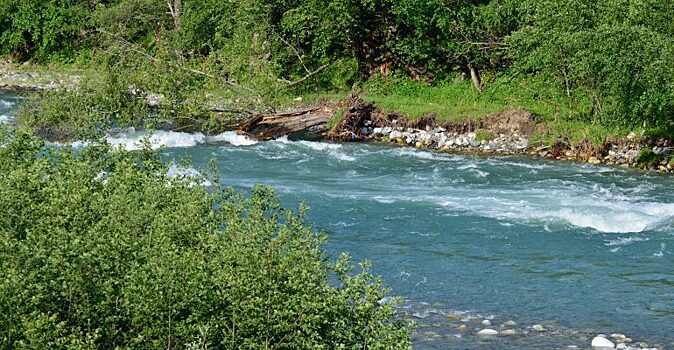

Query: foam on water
<box><xmin>166</xmin><ymin>163</ymin><xmax>212</xmax><ymax>187</ymax></box>
<box><xmin>605</xmin><ymin>236</ymin><xmax>650</xmax><ymax>246</ymax></box>
<box><xmin>390</xmin><ymin>147</ymin><xmax>448</xmax><ymax>160</ymax></box>
<box><xmin>208</xmin><ymin>131</ymin><xmax>257</xmax><ymax>146</ymax></box>
<box><xmin>297</xmin><ymin>140</ymin><xmax>342</xmax><ymax>151</ymax></box>
<box><xmin>0</xmin><ymin>100</ymin><xmax>14</xmax><ymax>108</ymax></box>
<box><xmin>0</xmin><ymin>114</ymin><xmax>13</xmax><ymax>123</ymax></box>
<box><xmin>105</xmin><ymin>130</ymin><xmax>206</xmax><ymax>150</ymax></box>
<box><xmin>435</xmin><ymin>186</ymin><xmax>674</xmax><ymax>233</ymax></box>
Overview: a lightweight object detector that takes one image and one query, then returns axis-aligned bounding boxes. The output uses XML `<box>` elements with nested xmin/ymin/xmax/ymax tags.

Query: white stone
<box><xmin>504</xmin><ymin>320</ymin><xmax>517</xmax><ymax>326</ymax></box>
<box><xmin>501</xmin><ymin>330</ymin><xmax>517</xmax><ymax>335</ymax></box>
<box><xmin>481</xmin><ymin>320</ymin><xmax>491</xmax><ymax>326</ymax></box>
<box><xmin>532</xmin><ymin>324</ymin><xmax>545</xmax><ymax>332</ymax></box>
<box><xmin>611</xmin><ymin>333</ymin><xmax>626</xmax><ymax>341</ymax></box>
<box><xmin>477</xmin><ymin>329</ymin><xmax>499</xmax><ymax>336</ymax></box>
<box><xmin>592</xmin><ymin>336</ymin><xmax>616</xmax><ymax>349</ymax></box>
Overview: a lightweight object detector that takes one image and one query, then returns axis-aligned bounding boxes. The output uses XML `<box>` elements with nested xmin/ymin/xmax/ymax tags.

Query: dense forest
<box><xmin>2</xmin><ymin>0</ymin><xmax>674</xmax><ymax>131</ymax></box>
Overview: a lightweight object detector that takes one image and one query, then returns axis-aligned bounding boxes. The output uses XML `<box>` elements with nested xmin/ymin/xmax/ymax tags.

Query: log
<box><xmin>238</xmin><ymin>106</ymin><xmax>333</xmax><ymax>140</ymax></box>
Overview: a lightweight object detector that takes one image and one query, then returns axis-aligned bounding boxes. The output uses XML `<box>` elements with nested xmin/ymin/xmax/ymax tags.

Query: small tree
<box><xmin>0</xmin><ymin>128</ymin><xmax>412</xmax><ymax>349</ymax></box>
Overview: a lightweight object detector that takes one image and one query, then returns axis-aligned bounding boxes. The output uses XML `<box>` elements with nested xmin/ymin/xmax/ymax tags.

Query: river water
<box><xmin>2</xmin><ymin>93</ymin><xmax>673</xmax><ymax>349</ymax></box>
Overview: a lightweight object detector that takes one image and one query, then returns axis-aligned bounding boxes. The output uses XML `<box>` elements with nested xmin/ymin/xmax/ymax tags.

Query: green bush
<box><xmin>0</xmin><ymin>128</ymin><xmax>411</xmax><ymax>349</ymax></box>
<box><xmin>636</xmin><ymin>148</ymin><xmax>663</xmax><ymax>168</ymax></box>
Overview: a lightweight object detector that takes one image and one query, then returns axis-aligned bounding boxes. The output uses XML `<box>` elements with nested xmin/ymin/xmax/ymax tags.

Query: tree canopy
<box><xmin>2</xmin><ymin>0</ymin><xmax>673</xmax><ymax>127</ymax></box>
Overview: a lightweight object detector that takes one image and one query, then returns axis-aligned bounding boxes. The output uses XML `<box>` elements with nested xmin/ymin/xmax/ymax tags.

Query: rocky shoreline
<box><xmin>363</xmin><ymin>125</ymin><xmax>673</xmax><ymax>173</ymax></box>
<box><xmin>325</xmin><ymin>95</ymin><xmax>673</xmax><ymax>174</ymax></box>
<box><xmin>406</xmin><ymin>304</ymin><xmax>670</xmax><ymax>350</ymax></box>
<box><xmin>0</xmin><ymin>64</ymin><xmax>79</xmax><ymax>92</ymax></box>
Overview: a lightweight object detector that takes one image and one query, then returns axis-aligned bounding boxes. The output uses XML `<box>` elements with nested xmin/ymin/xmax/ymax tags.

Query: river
<box><xmin>2</xmin><ymin>92</ymin><xmax>673</xmax><ymax>349</ymax></box>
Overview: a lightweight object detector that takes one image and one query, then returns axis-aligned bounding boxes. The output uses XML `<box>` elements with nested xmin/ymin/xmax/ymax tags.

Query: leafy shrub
<box><xmin>0</xmin><ymin>128</ymin><xmax>411</xmax><ymax>349</ymax></box>
<box><xmin>636</xmin><ymin>148</ymin><xmax>662</xmax><ymax>168</ymax></box>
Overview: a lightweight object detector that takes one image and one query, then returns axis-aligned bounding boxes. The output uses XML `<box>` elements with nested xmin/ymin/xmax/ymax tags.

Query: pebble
<box><xmin>591</xmin><ymin>335</ymin><xmax>616</xmax><ymax>349</ymax></box>
<box><xmin>457</xmin><ymin>324</ymin><xmax>467</xmax><ymax>332</ymax></box>
<box><xmin>532</xmin><ymin>324</ymin><xmax>545</xmax><ymax>332</ymax></box>
<box><xmin>477</xmin><ymin>329</ymin><xmax>499</xmax><ymax>336</ymax></box>
<box><xmin>504</xmin><ymin>320</ymin><xmax>517</xmax><ymax>326</ymax></box>
<box><xmin>501</xmin><ymin>330</ymin><xmax>517</xmax><ymax>335</ymax></box>
<box><xmin>481</xmin><ymin>319</ymin><xmax>492</xmax><ymax>326</ymax></box>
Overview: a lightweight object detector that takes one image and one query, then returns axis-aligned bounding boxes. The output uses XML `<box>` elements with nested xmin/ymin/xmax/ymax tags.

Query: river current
<box><xmin>2</xmin><ymin>92</ymin><xmax>673</xmax><ymax>349</ymax></box>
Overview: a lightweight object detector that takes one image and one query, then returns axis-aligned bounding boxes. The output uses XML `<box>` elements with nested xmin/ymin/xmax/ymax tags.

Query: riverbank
<box><xmin>1</xmin><ymin>62</ymin><xmax>672</xmax><ymax>173</ymax></box>
<box><xmin>328</xmin><ymin>96</ymin><xmax>674</xmax><ymax>173</ymax></box>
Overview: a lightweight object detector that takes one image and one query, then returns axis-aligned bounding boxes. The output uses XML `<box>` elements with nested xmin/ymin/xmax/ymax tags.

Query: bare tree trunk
<box><xmin>166</xmin><ymin>0</ymin><xmax>181</xmax><ymax>30</ymax></box>
<box><xmin>173</xmin><ymin>0</ymin><xmax>181</xmax><ymax>30</ymax></box>
<box><xmin>469</xmin><ymin>64</ymin><xmax>483</xmax><ymax>92</ymax></box>
<box><xmin>166</xmin><ymin>0</ymin><xmax>183</xmax><ymax>61</ymax></box>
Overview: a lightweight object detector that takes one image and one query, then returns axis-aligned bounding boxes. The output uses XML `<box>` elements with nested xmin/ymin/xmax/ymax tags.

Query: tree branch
<box><xmin>97</xmin><ymin>29</ymin><xmax>263</xmax><ymax>99</ymax></box>
<box><xmin>286</xmin><ymin>63</ymin><xmax>331</xmax><ymax>87</ymax></box>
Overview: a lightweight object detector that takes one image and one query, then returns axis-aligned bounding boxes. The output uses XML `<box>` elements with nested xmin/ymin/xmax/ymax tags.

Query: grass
<box><xmin>356</xmin><ymin>73</ymin><xmax>653</xmax><ymax>148</ymax></box>
<box><xmin>530</xmin><ymin>118</ymin><xmax>636</xmax><ymax>148</ymax></box>
<box><xmin>360</xmin><ymin>73</ymin><xmax>587</xmax><ymax>124</ymax></box>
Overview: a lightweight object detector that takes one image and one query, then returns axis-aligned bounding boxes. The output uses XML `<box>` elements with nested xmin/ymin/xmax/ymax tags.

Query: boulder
<box><xmin>592</xmin><ymin>336</ymin><xmax>616</xmax><ymax>349</ymax></box>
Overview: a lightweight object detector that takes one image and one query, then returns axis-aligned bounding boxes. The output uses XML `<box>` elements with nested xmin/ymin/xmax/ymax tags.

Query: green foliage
<box><xmin>636</xmin><ymin>148</ymin><xmax>663</xmax><ymax>168</ymax></box>
<box><xmin>4</xmin><ymin>0</ymin><xmax>674</xmax><ymax>136</ymax></box>
<box><xmin>0</xmin><ymin>0</ymin><xmax>97</xmax><ymax>62</ymax></box>
<box><xmin>0</xmin><ymin>128</ymin><xmax>411</xmax><ymax>349</ymax></box>
<box><xmin>510</xmin><ymin>0</ymin><xmax>674</xmax><ymax>127</ymax></box>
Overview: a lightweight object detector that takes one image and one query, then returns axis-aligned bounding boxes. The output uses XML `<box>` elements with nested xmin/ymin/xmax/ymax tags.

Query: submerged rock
<box><xmin>477</xmin><ymin>329</ymin><xmax>499</xmax><ymax>336</ymax></box>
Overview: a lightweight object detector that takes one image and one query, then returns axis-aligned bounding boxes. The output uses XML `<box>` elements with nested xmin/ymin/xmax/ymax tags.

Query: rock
<box><xmin>611</xmin><ymin>334</ymin><xmax>626</xmax><ymax>341</ymax></box>
<box><xmin>423</xmin><ymin>331</ymin><xmax>440</xmax><ymax>338</ymax></box>
<box><xmin>588</xmin><ymin>157</ymin><xmax>602</xmax><ymax>164</ymax></box>
<box><xmin>477</xmin><ymin>329</ymin><xmax>499</xmax><ymax>336</ymax></box>
<box><xmin>592</xmin><ymin>335</ymin><xmax>616</xmax><ymax>349</ymax></box>
<box><xmin>626</xmin><ymin>132</ymin><xmax>637</xmax><ymax>140</ymax></box>
<box><xmin>481</xmin><ymin>319</ymin><xmax>492</xmax><ymax>326</ymax></box>
<box><xmin>457</xmin><ymin>324</ymin><xmax>468</xmax><ymax>332</ymax></box>
<box><xmin>504</xmin><ymin>320</ymin><xmax>517</xmax><ymax>326</ymax></box>
<box><xmin>532</xmin><ymin>324</ymin><xmax>545</xmax><ymax>332</ymax></box>
<box><xmin>616</xmin><ymin>344</ymin><xmax>627</xmax><ymax>350</ymax></box>
<box><xmin>501</xmin><ymin>330</ymin><xmax>517</xmax><ymax>335</ymax></box>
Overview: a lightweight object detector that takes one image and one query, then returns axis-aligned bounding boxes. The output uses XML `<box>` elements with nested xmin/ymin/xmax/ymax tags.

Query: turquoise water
<box><xmin>163</xmin><ymin>137</ymin><xmax>674</xmax><ymax>348</ymax></box>
<box><xmin>0</xmin><ymin>92</ymin><xmax>20</xmax><ymax>123</ymax></box>
<box><xmin>2</xmin><ymin>93</ymin><xmax>673</xmax><ymax>348</ymax></box>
